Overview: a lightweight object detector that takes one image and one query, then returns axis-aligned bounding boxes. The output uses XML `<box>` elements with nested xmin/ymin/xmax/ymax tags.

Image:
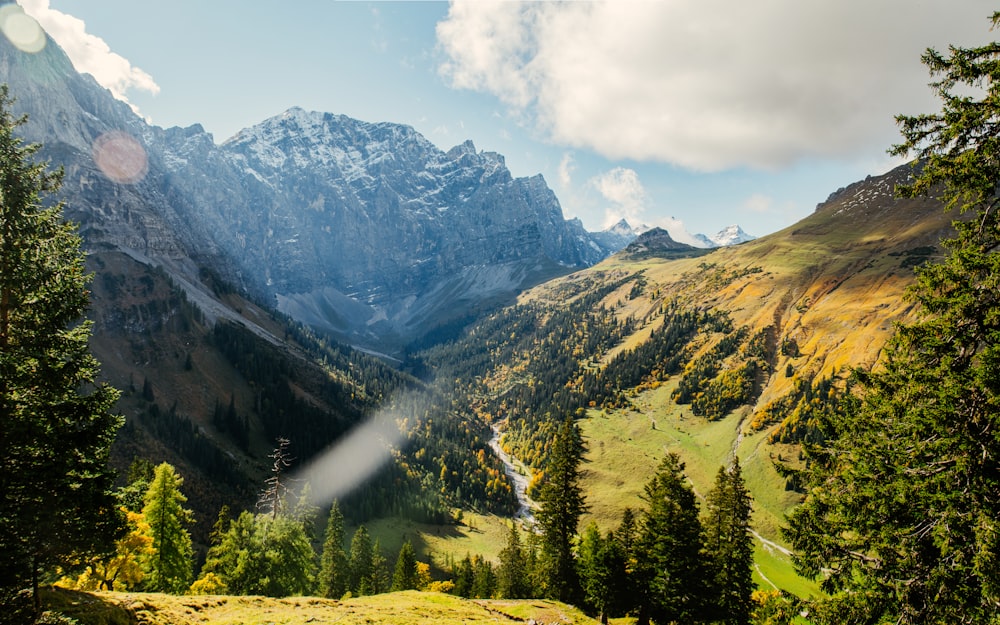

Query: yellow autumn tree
<box><xmin>62</xmin><ymin>509</ymin><xmax>153</xmax><ymax>591</ymax></box>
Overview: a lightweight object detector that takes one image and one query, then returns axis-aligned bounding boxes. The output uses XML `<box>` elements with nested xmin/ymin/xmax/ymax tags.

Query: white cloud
<box><xmin>592</xmin><ymin>166</ymin><xmax>648</xmax><ymax>228</ymax></box>
<box><xmin>437</xmin><ymin>0</ymin><xmax>995</xmax><ymax>172</ymax></box>
<box><xmin>19</xmin><ymin>0</ymin><xmax>159</xmax><ymax>107</ymax></box>
<box><xmin>743</xmin><ymin>193</ymin><xmax>773</xmax><ymax>214</ymax></box>
<box><xmin>558</xmin><ymin>152</ymin><xmax>575</xmax><ymax>187</ymax></box>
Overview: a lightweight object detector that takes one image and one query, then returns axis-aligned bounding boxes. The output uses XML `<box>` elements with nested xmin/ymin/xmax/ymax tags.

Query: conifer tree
<box><xmin>497</xmin><ymin>522</ymin><xmax>529</xmax><ymax>599</ymax></box>
<box><xmin>0</xmin><ymin>85</ymin><xmax>124</xmax><ymax>618</ymax></box>
<box><xmin>391</xmin><ymin>539</ymin><xmax>420</xmax><ymax>591</ymax></box>
<box><xmin>453</xmin><ymin>553</ymin><xmax>475</xmax><ymax>598</ymax></box>
<box><xmin>141</xmin><ymin>463</ymin><xmax>193</xmax><ymax>594</ymax></box>
<box><xmin>349</xmin><ymin>525</ymin><xmax>376</xmax><ymax>595</ymax></box>
<box><xmin>577</xmin><ymin>521</ymin><xmax>626</xmax><ymax>624</ymax></box>
<box><xmin>636</xmin><ymin>453</ymin><xmax>708</xmax><ymax>625</ymax></box>
<box><xmin>535</xmin><ymin>416</ymin><xmax>588</xmax><ymax>603</ymax></box>
<box><xmin>703</xmin><ymin>460</ymin><xmax>754</xmax><ymax>625</ymax></box>
<box><xmin>318</xmin><ymin>500</ymin><xmax>349</xmax><ymax>599</ymax></box>
<box><xmin>787</xmin><ymin>12</ymin><xmax>1000</xmax><ymax>624</ymax></box>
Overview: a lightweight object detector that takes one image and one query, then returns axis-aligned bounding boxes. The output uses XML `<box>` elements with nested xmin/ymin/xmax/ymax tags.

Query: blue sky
<box><xmin>12</xmin><ymin>0</ymin><xmax>997</xmax><ymax>241</ymax></box>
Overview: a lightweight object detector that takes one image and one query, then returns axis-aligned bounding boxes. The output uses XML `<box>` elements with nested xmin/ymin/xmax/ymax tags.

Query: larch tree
<box><xmin>535</xmin><ymin>415</ymin><xmax>588</xmax><ymax>603</ymax></box>
<box><xmin>703</xmin><ymin>459</ymin><xmax>754</xmax><ymax>625</ymax></box>
<box><xmin>0</xmin><ymin>85</ymin><xmax>124</xmax><ymax>618</ymax></box>
<box><xmin>141</xmin><ymin>462</ymin><xmax>193</xmax><ymax>594</ymax></box>
<box><xmin>786</xmin><ymin>11</ymin><xmax>1000</xmax><ymax>624</ymax></box>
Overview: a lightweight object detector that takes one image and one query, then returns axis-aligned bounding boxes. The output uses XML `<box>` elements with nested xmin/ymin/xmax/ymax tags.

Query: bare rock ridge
<box><xmin>0</xmin><ymin>28</ymin><xmax>609</xmax><ymax>352</ymax></box>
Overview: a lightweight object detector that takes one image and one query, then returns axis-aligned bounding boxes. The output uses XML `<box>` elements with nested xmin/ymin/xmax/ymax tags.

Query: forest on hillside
<box><xmin>5</xmin><ymin>10</ymin><xmax>1000</xmax><ymax>625</ymax></box>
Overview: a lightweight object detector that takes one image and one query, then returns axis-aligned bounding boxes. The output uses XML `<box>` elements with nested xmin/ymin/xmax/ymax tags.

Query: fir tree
<box><xmin>141</xmin><ymin>463</ymin><xmax>193</xmax><ymax>594</ymax></box>
<box><xmin>348</xmin><ymin>525</ymin><xmax>376</xmax><ymax>595</ymax></box>
<box><xmin>703</xmin><ymin>460</ymin><xmax>754</xmax><ymax>625</ymax></box>
<box><xmin>391</xmin><ymin>539</ymin><xmax>420</xmax><ymax>591</ymax></box>
<box><xmin>535</xmin><ymin>416</ymin><xmax>588</xmax><ymax>603</ymax></box>
<box><xmin>497</xmin><ymin>522</ymin><xmax>529</xmax><ymax>599</ymax></box>
<box><xmin>636</xmin><ymin>453</ymin><xmax>708</xmax><ymax>625</ymax></box>
<box><xmin>0</xmin><ymin>85</ymin><xmax>124</xmax><ymax>618</ymax></box>
<box><xmin>787</xmin><ymin>12</ymin><xmax>1000</xmax><ymax>623</ymax></box>
<box><xmin>577</xmin><ymin>521</ymin><xmax>627</xmax><ymax>624</ymax></box>
<box><xmin>318</xmin><ymin>500</ymin><xmax>349</xmax><ymax>599</ymax></box>
<box><xmin>453</xmin><ymin>554</ymin><xmax>475</xmax><ymax>598</ymax></box>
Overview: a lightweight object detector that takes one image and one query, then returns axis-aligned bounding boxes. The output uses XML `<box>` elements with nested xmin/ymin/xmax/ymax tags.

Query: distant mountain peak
<box><xmin>712</xmin><ymin>225</ymin><xmax>755</xmax><ymax>246</ymax></box>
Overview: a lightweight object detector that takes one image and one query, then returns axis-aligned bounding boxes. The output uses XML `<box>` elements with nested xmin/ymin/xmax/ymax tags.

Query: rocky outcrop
<box><xmin>1</xmin><ymin>30</ymin><xmax>610</xmax><ymax>351</ymax></box>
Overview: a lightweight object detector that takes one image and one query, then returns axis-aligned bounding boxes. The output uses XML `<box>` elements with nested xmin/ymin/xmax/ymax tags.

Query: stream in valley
<box><xmin>488</xmin><ymin>425</ymin><xmax>536</xmax><ymax>523</ymax></box>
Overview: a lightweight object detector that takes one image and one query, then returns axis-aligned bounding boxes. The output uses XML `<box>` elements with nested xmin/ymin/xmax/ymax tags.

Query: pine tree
<box><xmin>786</xmin><ymin>12</ymin><xmax>1000</xmax><ymax>624</ymax></box>
<box><xmin>391</xmin><ymin>539</ymin><xmax>420</xmax><ymax>591</ymax></box>
<box><xmin>453</xmin><ymin>553</ymin><xmax>475</xmax><ymax>598</ymax></box>
<box><xmin>318</xmin><ymin>500</ymin><xmax>349</xmax><ymax>599</ymax></box>
<box><xmin>636</xmin><ymin>453</ymin><xmax>708</xmax><ymax>625</ymax></box>
<box><xmin>703</xmin><ymin>460</ymin><xmax>754</xmax><ymax>625</ymax></box>
<box><xmin>349</xmin><ymin>525</ymin><xmax>376</xmax><ymax>595</ymax></box>
<box><xmin>0</xmin><ymin>85</ymin><xmax>124</xmax><ymax>618</ymax></box>
<box><xmin>141</xmin><ymin>463</ymin><xmax>193</xmax><ymax>594</ymax></box>
<box><xmin>535</xmin><ymin>416</ymin><xmax>588</xmax><ymax>603</ymax></box>
<box><xmin>497</xmin><ymin>522</ymin><xmax>529</xmax><ymax>599</ymax></box>
<box><xmin>577</xmin><ymin>521</ymin><xmax>626</xmax><ymax>624</ymax></box>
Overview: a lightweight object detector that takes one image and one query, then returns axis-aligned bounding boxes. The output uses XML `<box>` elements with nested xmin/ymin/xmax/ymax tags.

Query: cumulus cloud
<box><xmin>437</xmin><ymin>0</ymin><xmax>995</xmax><ymax>172</ymax></box>
<box><xmin>20</xmin><ymin>0</ymin><xmax>159</xmax><ymax>106</ymax></box>
<box><xmin>558</xmin><ymin>152</ymin><xmax>575</xmax><ymax>186</ymax></box>
<box><xmin>593</xmin><ymin>167</ymin><xmax>648</xmax><ymax>227</ymax></box>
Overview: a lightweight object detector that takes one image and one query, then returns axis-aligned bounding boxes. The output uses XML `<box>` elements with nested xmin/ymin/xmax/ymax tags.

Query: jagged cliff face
<box><xmin>1</xmin><ymin>31</ymin><xmax>609</xmax><ymax>351</ymax></box>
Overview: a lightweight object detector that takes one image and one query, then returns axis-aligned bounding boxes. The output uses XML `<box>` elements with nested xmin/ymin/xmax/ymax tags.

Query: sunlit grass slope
<box><xmin>43</xmin><ymin>587</ymin><xmax>598</xmax><ymax>625</ymax></box>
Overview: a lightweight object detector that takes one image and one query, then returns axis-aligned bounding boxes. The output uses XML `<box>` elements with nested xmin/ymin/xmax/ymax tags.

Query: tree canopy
<box><xmin>0</xmin><ymin>84</ymin><xmax>124</xmax><ymax>619</ymax></box>
<box><xmin>787</xmin><ymin>12</ymin><xmax>1000</xmax><ymax>624</ymax></box>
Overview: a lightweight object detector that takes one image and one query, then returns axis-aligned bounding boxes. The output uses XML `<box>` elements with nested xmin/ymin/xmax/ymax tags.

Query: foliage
<box><xmin>576</xmin><ymin>522</ymin><xmax>627</xmax><ymax>624</ymax></box>
<box><xmin>703</xmin><ymin>460</ymin><xmax>755</xmax><ymax>625</ymax></box>
<box><xmin>787</xmin><ymin>13</ymin><xmax>1000</xmax><ymax>623</ymax></box>
<box><xmin>317</xmin><ymin>500</ymin><xmax>349</xmax><ymax>599</ymax></box>
<box><xmin>496</xmin><ymin>522</ymin><xmax>530</xmax><ymax>599</ymax></box>
<box><xmin>391</xmin><ymin>540</ymin><xmax>420</xmax><ymax>591</ymax></box>
<box><xmin>140</xmin><ymin>463</ymin><xmax>193</xmax><ymax>594</ymax></box>
<box><xmin>61</xmin><ymin>510</ymin><xmax>153</xmax><ymax>592</ymax></box>
<box><xmin>636</xmin><ymin>453</ymin><xmax>709</xmax><ymax>625</ymax></box>
<box><xmin>348</xmin><ymin>525</ymin><xmax>378</xmax><ymax>596</ymax></box>
<box><xmin>198</xmin><ymin>509</ymin><xmax>316</xmax><ymax>597</ymax></box>
<box><xmin>0</xmin><ymin>85</ymin><xmax>125</xmax><ymax>618</ymax></box>
<box><xmin>535</xmin><ymin>417</ymin><xmax>588</xmax><ymax>603</ymax></box>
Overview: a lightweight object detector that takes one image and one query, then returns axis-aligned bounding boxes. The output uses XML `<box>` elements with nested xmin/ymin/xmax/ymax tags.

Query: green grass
<box><xmin>578</xmin><ymin>381</ymin><xmax>819</xmax><ymax>599</ymax></box>
<box><xmin>41</xmin><ymin>587</ymin><xmax>598</xmax><ymax>625</ymax></box>
<box><xmin>360</xmin><ymin>510</ymin><xmax>516</xmax><ymax>573</ymax></box>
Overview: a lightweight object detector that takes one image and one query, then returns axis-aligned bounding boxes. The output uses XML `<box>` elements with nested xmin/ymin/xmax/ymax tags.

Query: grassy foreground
<box><xmin>41</xmin><ymin>586</ymin><xmax>599</xmax><ymax>625</ymax></box>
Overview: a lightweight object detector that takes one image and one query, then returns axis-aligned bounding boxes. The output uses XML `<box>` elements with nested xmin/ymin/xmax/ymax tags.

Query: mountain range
<box><xmin>0</xmin><ymin>14</ymin><xmax>957</xmax><ymax>594</ymax></box>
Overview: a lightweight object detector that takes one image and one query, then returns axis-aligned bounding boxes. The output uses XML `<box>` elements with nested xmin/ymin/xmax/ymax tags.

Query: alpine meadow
<box><xmin>2</xmin><ymin>3</ymin><xmax>1000</xmax><ymax>625</ymax></box>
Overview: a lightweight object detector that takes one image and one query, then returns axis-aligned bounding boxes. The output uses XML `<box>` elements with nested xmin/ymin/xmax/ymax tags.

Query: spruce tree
<box><xmin>497</xmin><ymin>522</ymin><xmax>529</xmax><ymax>599</ymax></box>
<box><xmin>391</xmin><ymin>539</ymin><xmax>420</xmax><ymax>591</ymax></box>
<box><xmin>348</xmin><ymin>525</ymin><xmax>376</xmax><ymax>595</ymax></box>
<box><xmin>0</xmin><ymin>85</ymin><xmax>124</xmax><ymax>618</ymax></box>
<box><xmin>318</xmin><ymin>500</ymin><xmax>349</xmax><ymax>599</ymax></box>
<box><xmin>703</xmin><ymin>460</ymin><xmax>754</xmax><ymax>625</ymax></box>
<box><xmin>141</xmin><ymin>463</ymin><xmax>193</xmax><ymax>594</ymax></box>
<box><xmin>535</xmin><ymin>416</ymin><xmax>588</xmax><ymax>603</ymax></box>
<box><xmin>636</xmin><ymin>453</ymin><xmax>708</xmax><ymax>625</ymax></box>
<box><xmin>786</xmin><ymin>11</ymin><xmax>1000</xmax><ymax>624</ymax></box>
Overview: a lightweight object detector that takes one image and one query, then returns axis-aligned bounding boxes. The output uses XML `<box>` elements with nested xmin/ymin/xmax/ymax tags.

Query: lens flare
<box><xmin>0</xmin><ymin>5</ymin><xmax>45</xmax><ymax>54</ymax></box>
<box><xmin>92</xmin><ymin>131</ymin><xmax>148</xmax><ymax>184</ymax></box>
<box><xmin>291</xmin><ymin>408</ymin><xmax>408</xmax><ymax>507</ymax></box>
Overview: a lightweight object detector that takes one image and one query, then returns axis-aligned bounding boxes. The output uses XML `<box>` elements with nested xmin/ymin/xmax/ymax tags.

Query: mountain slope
<box><xmin>0</xmin><ymin>25</ymin><xmax>609</xmax><ymax>356</ymax></box>
<box><xmin>414</xmin><ymin>162</ymin><xmax>953</xmax><ymax>594</ymax></box>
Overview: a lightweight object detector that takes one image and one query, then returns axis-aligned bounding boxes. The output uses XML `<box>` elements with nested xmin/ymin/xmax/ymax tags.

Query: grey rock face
<box><xmin>1</xmin><ymin>31</ymin><xmax>608</xmax><ymax>351</ymax></box>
